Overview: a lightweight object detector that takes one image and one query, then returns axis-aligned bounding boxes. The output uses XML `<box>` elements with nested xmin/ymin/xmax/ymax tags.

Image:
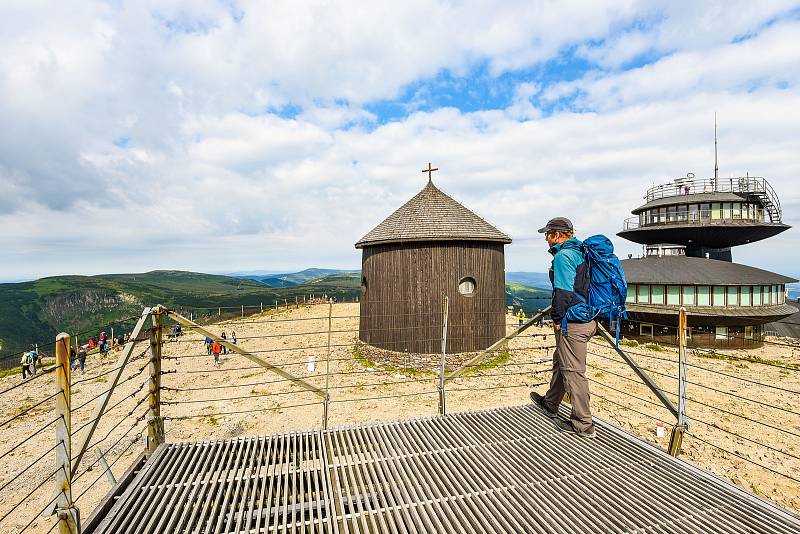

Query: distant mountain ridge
<box><xmin>231</xmin><ymin>268</ymin><xmax>360</xmax><ymax>287</ymax></box>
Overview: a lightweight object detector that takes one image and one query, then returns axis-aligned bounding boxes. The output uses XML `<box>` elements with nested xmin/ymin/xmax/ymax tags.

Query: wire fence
<box><xmin>1</xmin><ymin>299</ymin><xmax>799</xmax><ymax>532</ymax></box>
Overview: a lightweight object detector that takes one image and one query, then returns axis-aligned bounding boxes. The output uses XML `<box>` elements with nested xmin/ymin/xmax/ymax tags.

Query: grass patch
<box><xmin>693</xmin><ymin>350</ymin><xmax>800</xmax><ymax>371</ymax></box>
<box><xmin>463</xmin><ymin>349</ymin><xmax>512</xmax><ymax>375</ymax></box>
<box><xmin>204</xmin><ymin>415</ymin><xmax>220</xmax><ymax>426</ymax></box>
<box><xmin>643</xmin><ymin>343</ymin><xmax>666</xmax><ymax>352</ymax></box>
<box><xmin>0</xmin><ymin>367</ymin><xmax>20</xmax><ymax>379</ymax></box>
<box><xmin>620</xmin><ymin>339</ymin><xmax>639</xmax><ymax>348</ymax></box>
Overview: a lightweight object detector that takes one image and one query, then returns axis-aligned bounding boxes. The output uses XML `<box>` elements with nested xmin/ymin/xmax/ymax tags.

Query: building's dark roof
<box><xmin>620</xmin><ymin>256</ymin><xmax>797</xmax><ymax>285</ymax></box>
<box><xmin>763</xmin><ymin>302</ymin><xmax>800</xmax><ymax>338</ymax></box>
<box><xmin>632</xmin><ymin>192</ymin><xmax>750</xmax><ymax>214</ymax></box>
<box><xmin>355</xmin><ymin>181</ymin><xmax>512</xmax><ymax>248</ymax></box>
<box><xmin>618</xmin><ymin>221</ymin><xmax>791</xmax><ymax>248</ymax></box>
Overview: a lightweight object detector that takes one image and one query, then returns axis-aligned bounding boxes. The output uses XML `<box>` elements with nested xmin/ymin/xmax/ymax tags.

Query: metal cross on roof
<box><xmin>422</xmin><ymin>162</ymin><xmax>438</xmax><ymax>183</ymax></box>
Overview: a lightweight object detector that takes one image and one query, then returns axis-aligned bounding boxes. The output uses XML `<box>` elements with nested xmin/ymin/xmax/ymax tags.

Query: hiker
<box><xmin>77</xmin><ymin>346</ymin><xmax>87</xmax><ymax>373</ymax></box>
<box><xmin>230</xmin><ymin>331</ymin><xmax>237</xmax><ymax>345</ymax></box>
<box><xmin>211</xmin><ymin>340</ymin><xmax>222</xmax><ymax>366</ymax></box>
<box><xmin>517</xmin><ymin>309</ymin><xmax>526</xmax><ymax>327</ymax></box>
<box><xmin>530</xmin><ymin>217</ymin><xmax>598</xmax><ymax>438</ymax></box>
<box><xmin>20</xmin><ymin>351</ymin><xmax>35</xmax><ymax>379</ymax></box>
<box><xmin>70</xmin><ymin>346</ymin><xmax>77</xmax><ymax>370</ymax></box>
<box><xmin>220</xmin><ymin>332</ymin><xmax>227</xmax><ymax>354</ymax></box>
<box><xmin>204</xmin><ymin>336</ymin><xmax>213</xmax><ymax>355</ymax></box>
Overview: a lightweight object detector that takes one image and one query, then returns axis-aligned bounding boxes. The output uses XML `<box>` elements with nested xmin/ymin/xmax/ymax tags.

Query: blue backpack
<box><xmin>580</xmin><ymin>235</ymin><xmax>628</xmax><ymax>346</ymax></box>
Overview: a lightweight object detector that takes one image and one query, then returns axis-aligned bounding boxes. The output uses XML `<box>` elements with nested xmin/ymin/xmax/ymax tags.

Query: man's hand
<box><xmin>554</xmin><ymin>323</ymin><xmax>561</xmax><ymax>332</ymax></box>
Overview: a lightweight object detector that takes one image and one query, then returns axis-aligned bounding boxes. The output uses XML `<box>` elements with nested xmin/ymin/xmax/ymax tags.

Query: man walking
<box><xmin>530</xmin><ymin>217</ymin><xmax>597</xmax><ymax>438</ymax></box>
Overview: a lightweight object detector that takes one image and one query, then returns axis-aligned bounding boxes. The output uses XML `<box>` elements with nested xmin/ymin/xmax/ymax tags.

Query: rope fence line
<box><xmin>588</xmin><ymin>349</ymin><xmax>800</xmax><ymax>416</ymax></box>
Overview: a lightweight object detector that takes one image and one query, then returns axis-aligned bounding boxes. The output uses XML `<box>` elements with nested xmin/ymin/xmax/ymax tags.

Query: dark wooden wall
<box><xmin>359</xmin><ymin>241</ymin><xmax>506</xmax><ymax>353</ymax></box>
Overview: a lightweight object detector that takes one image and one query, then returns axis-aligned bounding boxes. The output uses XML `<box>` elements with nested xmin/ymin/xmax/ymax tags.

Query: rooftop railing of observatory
<box><xmin>645</xmin><ymin>176</ymin><xmax>781</xmax><ymax>220</ymax></box>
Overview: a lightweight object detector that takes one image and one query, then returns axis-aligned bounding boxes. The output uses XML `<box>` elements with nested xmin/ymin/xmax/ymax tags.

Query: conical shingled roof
<box><xmin>355</xmin><ymin>181</ymin><xmax>512</xmax><ymax>249</ymax></box>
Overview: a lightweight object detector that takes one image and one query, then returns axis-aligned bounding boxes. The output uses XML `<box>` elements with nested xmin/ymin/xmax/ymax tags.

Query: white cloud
<box><xmin>0</xmin><ymin>1</ymin><xmax>798</xmax><ymax>281</ymax></box>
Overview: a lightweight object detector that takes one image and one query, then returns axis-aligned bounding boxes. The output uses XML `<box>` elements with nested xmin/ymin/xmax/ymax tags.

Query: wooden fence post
<box><xmin>669</xmin><ymin>307</ymin><xmax>689</xmax><ymax>456</ymax></box>
<box><xmin>323</xmin><ymin>302</ymin><xmax>332</xmax><ymax>429</ymax></box>
<box><xmin>55</xmin><ymin>333</ymin><xmax>79</xmax><ymax>533</ymax></box>
<box><xmin>147</xmin><ymin>308</ymin><xmax>165</xmax><ymax>453</ymax></box>
<box><xmin>438</xmin><ymin>297</ymin><xmax>449</xmax><ymax>416</ymax></box>
<box><xmin>241</xmin><ymin>304</ymin><xmax>244</xmax><ymax>318</ymax></box>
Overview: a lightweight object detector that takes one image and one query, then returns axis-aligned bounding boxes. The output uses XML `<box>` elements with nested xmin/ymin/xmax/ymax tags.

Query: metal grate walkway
<box><xmin>88</xmin><ymin>405</ymin><xmax>800</xmax><ymax>533</ymax></box>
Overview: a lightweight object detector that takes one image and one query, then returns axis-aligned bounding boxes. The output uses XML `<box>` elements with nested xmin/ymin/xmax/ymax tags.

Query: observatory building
<box><xmin>355</xmin><ymin>170</ymin><xmax>511</xmax><ymax>354</ymax></box>
<box><xmin>619</xmin><ymin>174</ymin><xmax>796</xmax><ymax>347</ymax></box>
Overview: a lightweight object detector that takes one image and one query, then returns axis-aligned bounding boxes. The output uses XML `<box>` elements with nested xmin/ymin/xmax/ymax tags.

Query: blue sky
<box><xmin>1</xmin><ymin>1</ymin><xmax>799</xmax><ymax>281</ymax></box>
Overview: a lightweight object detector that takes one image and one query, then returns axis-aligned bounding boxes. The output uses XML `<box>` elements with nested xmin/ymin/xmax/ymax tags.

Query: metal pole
<box><xmin>669</xmin><ymin>307</ymin><xmax>689</xmax><ymax>456</ymax></box>
<box><xmin>260</xmin><ymin>302</ymin><xmax>263</xmax><ymax>313</ymax></box>
<box><xmin>241</xmin><ymin>304</ymin><xmax>244</xmax><ymax>318</ymax></box>
<box><xmin>438</xmin><ymin>297</ymin><xmax>449</xmax><ymax>416</ymax></box>
<box><xmin>55</xmin><ymin>333</ymin><xmax>79</xmax><ymax>533</ymax></box>
<box><xmin>147</xmin><ymin>307</ymin><xmax>165</xmax><ymax>453</ymax></box>
<box><xmin>323</xmin><ymin>301</ymin><xmax>332</xmax><ymax>429</ymax></box>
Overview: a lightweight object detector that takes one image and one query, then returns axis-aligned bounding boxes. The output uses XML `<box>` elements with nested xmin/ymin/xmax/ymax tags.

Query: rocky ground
<box><xmin>1</xmin><ymin>302</ymin><xmax>798</xmax><ymax>533</ymax></box>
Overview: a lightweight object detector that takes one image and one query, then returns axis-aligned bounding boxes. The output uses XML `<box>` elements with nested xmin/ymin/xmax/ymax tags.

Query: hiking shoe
<box><xmin>530</xmin><ymin>391</ymin><xmax>559</xmax><ymax>419</ymax></box>
<box><xmin>554</xmin><ymin>419</ymin><xmax>597</xmax><ymax>438</ymax></box>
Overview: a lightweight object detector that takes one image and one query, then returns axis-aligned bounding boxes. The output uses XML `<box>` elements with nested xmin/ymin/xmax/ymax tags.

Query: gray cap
<box><xmin>537</xmin><ymin>217</ymin><xmax>574</xmax><ymax>234</ymax></box>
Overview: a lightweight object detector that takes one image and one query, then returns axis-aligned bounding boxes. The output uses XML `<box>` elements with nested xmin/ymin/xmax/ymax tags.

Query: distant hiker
<box><xmin>88</xmin><ymin>337</ymin><xmax>95</xmax><ymax>351</ymax></box>
<box><xmin>211</xmin><ymin>341</ymin><xmax>222</xmax><ymax>366</ymax></box>
<box><xmin>77</xmin><ymin>346</ymin><xmax>87</xmax><ymax>373</ymax></box>
<box><xmin>230</xmin><ymin>331</ymin><xmax>237</xmax><ymax>345</ymax></box>
<box><xmin>70</xmin><ymin>346</ymin><xmax>77</xmax><ymax>370</ymax></box>
<box><xmin>517</xmin><ymin>309</ymin><xmax>526</xmax><ymax>327</ymax></box>
<box><xmin>220</xmin><ymin>332</ymin><xmax>227</xmax><ymax>354</ymax></box>
<box><xmin>20</xmin><ymin>351</ymin><xmax>35</xmax><ymax>379</ymax></box>
<box><xmin>204</xmin><ymin>336</ymin><xmax>213</xmax><ymax>355</ymax></box>
<box><xmin>530</xmin><ymin>217</ymin><xmax>597</xmax><ymax>438</ymax></box>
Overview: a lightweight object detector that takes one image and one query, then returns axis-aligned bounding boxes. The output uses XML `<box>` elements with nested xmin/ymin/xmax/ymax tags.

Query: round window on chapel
<box><xmin>458</xmin><ymin>277</ymin><xmax>476</xmax><ymax>296</ymax></box>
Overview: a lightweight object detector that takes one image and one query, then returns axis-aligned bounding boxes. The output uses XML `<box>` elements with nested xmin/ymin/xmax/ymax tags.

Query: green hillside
<box><xmin>505</xmin><ymin>282</ymin><xmax>551</xmax><ymax>312</ymax></box>
<box><xmin>0</xmin><ymin>271</ymin><xmax>359</xmax><ymax>366</ymax></box>
<box><xmin>0</xmin><ymin>270</ymin><xmax>549</xmax><ymax>366</ymax></box>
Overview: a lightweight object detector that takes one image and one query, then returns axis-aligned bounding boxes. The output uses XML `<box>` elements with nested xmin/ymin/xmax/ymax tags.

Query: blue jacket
<box><xmin>548</xmin><ymin>237</ymin><xmax>591</xmax><ymax>325</ymax></box>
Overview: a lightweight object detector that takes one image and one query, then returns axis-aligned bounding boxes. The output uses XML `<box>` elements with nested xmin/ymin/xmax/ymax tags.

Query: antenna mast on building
<box><xmin>713</xmin><ymin>113</ymin><xmax>718</xmax><ymax>192</ymax></box>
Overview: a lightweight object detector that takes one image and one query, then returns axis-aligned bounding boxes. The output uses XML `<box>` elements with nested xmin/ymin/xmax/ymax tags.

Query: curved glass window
<box><xmin>667</xmin><ymin>286</ymin><xmax>681</xmax><ymax>305</ymax></box>
<box><xmin>651</xmin><ymin>285</ymin><xmax>665</xmax><ymax>305</ymax></box>
<box><xmin>762</xmin><ymin>285</ymin><xmax>771</xmax><ymax>305</ymax></box>
<box><xmin>697</xmin><ymin>286</ymin><xmax>710</xmax><ymax>306</ymax></box>
<box><xmin>727</xmin><ymin>286</ymin><xmax>739</xmax><ymax>306</ymax></box>
<box><xmin>626</xmin><ymin>285</ymin><xmax>636</xmax><ymax>304</ymax></box>
<box><xmin>752</xmin><ymin>286</ymin><xmax>762</xmax><ymax>306</ymax></box>
<box><xmin>740</xmin><ymin>286</ymin><xmax>751</xmax><ymax>306</ymax></box>
<box><xmin>682</xmin><ymin>286</ymin><xmax>696</xmax><ymax>306</ymax></box>
<box><xmin>713</xmin><ymin>286</ymin><xmax>726</xmax><ymax>306</ymax></box>
<box><xmin>637</xmin><ymin>285</ymin><xmax>650</xmax><ymax>303</ymax></box>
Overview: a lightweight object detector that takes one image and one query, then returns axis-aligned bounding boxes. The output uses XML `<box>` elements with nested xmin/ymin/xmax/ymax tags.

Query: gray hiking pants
<box><xmin>542</xmin><ymin>320</ymin><xmax>597</xmax><ymax>432</ymax></box>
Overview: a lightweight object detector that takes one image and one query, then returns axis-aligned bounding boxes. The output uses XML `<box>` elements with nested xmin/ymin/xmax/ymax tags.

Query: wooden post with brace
<box><xmin>147</xmin><ymin>306</ymin><xmax>165</xmax><ymax>453</ymax></box>
<box><xmin>669</xmin><ymin>307</ymin><xmax>690</xmax><ymax>456</ymax></box>
<box><xmin>55</xmin><ymin>333</ymin><xmax>79</xmax><ymax>533</ymax></box>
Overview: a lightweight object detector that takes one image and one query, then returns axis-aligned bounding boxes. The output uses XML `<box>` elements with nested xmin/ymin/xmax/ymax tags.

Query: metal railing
<box><xmin>644</xmin><ymin>176</ymin><xmax>781</xmax><ymax>221</ymax></box>
<box><xmin>622</xmin><ymin>208</ymin><xmax>772</xmax><ymax>230</ymax></box>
